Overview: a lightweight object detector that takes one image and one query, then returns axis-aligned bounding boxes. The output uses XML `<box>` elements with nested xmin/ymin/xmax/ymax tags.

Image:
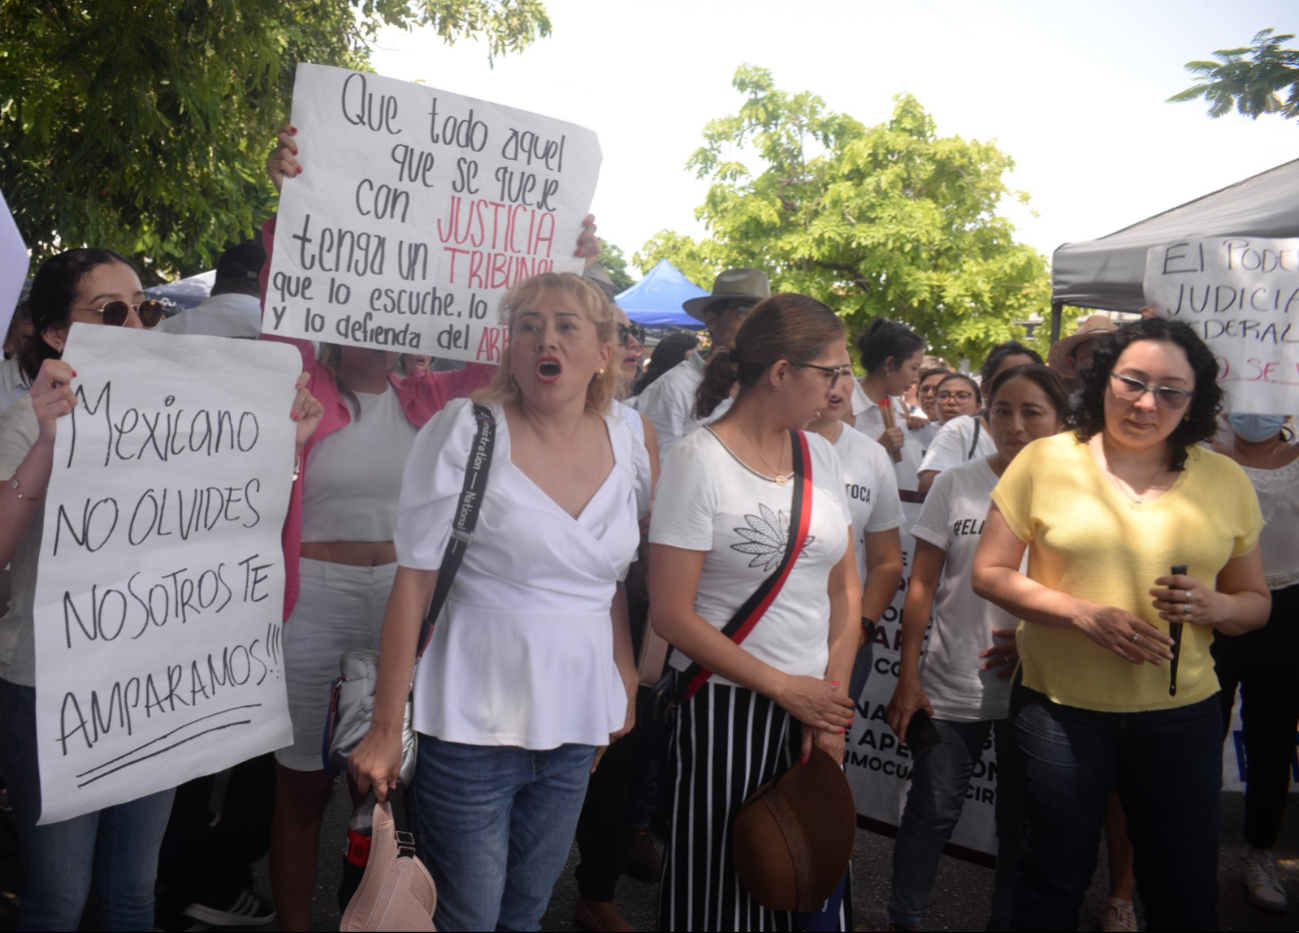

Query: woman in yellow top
<box><xmin>971</xmin><ymin>317</ymin><xmax>1270</xmax><ymax>932</ymax></box>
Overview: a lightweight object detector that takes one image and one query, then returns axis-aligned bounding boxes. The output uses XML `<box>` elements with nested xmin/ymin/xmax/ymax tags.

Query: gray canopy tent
<box><xmin>1050</xmin><ymin>157</ymin><xmax>1299</xmax><ymax>340</ymax></box>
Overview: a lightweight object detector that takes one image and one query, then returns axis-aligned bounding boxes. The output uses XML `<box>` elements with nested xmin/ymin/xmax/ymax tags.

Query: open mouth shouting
<box><xmin>537</xmin><ymin>357</ymin><xmax>563</xmax><ymax>382</ymax></box>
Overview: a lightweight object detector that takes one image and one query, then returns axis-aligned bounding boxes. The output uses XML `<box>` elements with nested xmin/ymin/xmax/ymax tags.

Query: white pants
<box><xmin>277</xmin><ymin>557</ymin><xmax>397</xmax><ymax>771</ymax></box>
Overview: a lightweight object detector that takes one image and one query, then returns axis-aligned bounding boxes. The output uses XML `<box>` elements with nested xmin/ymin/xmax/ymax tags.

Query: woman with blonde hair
<box><xmin>349</xmin><ymin>272</ymin><xmax>648</xmax><ymax>931</ymax></box>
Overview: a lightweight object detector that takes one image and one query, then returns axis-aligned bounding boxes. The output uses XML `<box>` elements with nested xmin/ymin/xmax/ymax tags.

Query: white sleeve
<box><xmin>649</xmin><ymin>438</ymin><xmax>719</xmax><ymax>551</ymax></box>
<box><xmin>864</xmin><ymin>444</ymin><xmax>903</xmax><ymax>533</ymax></box>
<box><xmin>394</xmin><ymin>398</ymin><xmax>479</xmax><ymax>570</ymax></box>
<box><xmin>918</xmin><ymin>418</ymin><xmax>970</xmax><ymax>474</ymax></box>
<box><xmin>0</xmin><ymin>398</ymin><xmax>39</xmax><ymax>477</ymax></box>
<box><xmin>910</xmin><ymin>468</ymin><xmax>954</xmax><ymax>551</ymax></box>
<box><xmin>636</xmin><ymin>374</ymin><xmax>689</xmax><ymax>456</ymax></box>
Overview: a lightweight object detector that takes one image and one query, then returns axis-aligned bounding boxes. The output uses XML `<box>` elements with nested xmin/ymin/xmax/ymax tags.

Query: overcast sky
<box><xmin>370</xmin><ymin>0</ymin><xmax>1296</xmax><ymax>282</ymax></box>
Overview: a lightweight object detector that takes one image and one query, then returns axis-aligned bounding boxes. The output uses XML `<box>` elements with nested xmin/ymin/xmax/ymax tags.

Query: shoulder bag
<box><xmin>324</xmin><ymin>403</ymin><xmax>497</xmax><ymax>783</ymax></box>
<box><xmin>643</xmin><ymin>429</ymin><xmax>814</xmax><ymax>725</ymax></box>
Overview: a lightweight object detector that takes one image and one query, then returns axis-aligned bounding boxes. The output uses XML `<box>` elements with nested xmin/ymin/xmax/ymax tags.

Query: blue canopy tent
<box><xmin>615</xmin><ymin>259</ymin><xmax>707</xmax><ymax>330</ymax></box>
<box><xmin>145</xmin><ymin>269</ymin><xmax>215</xmax><ymax>315</ymax></box>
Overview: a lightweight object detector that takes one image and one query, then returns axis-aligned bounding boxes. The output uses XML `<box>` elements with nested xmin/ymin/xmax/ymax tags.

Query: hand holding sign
<box><xmin>264</xmin><ymin>65</ymin><xmax>602</xmax><ymax>363</ymax></box>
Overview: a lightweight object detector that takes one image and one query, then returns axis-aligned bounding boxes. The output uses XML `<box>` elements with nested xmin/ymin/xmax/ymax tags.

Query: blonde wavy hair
<box><xmin>474</xmin><ymin>272</ymin><xmax>619</xmax><ymax>414</ymax></box>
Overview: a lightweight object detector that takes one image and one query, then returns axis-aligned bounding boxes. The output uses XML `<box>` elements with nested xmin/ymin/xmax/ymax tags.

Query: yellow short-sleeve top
<box><xmin>991</xmin><ymin>432</ymin><xmax>1262</xmax><ymax>712</ymax></box>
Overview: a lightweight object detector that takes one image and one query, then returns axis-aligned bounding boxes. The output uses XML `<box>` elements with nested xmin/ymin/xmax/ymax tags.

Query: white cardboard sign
<box><xmin>0</xmin><ymin>187</ymin><xmax>29</xmax><ymax>341</ymax></box>
<box><xmin>33</xmin><ymin>327</ymin><xmax>298</xmax><ymax>823</ymax></box>
<box><xmin>1143</xmin><ymin>237</ymin><xmax>1299</xmax><ymax>414</ymax></box>
<box><xmin>265</xmin><ymin>62</ymin><xmax>601</xmax><ymax>362</ymax></box>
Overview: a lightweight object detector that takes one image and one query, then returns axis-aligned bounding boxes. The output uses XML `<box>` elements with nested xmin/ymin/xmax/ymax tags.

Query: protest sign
<box><xmin>265</xmin><ymin>62</ymin><xmax>602</xmax><ymax>362</ymax></box>
<box><xmin>33</xmin><ymin>327</ymin><xmax>298</xmax><ymax>823</ymax></box>
<box><xmin>846</xmin><ymin>499</ymin><xmax>998</xmax><ymax>859</ymax></box>
<box><xmin>1143</xmin><ymin>237</ymin><xmax>1299</xmax><ymax>414</ymax></box>
<box><xmin>0</xmin><ymin>187</ymin><xmax>29</xmax><ymax>341</ymax></box>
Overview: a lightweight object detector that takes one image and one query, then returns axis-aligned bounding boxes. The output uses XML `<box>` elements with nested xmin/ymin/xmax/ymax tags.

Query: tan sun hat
<box><xmin>731</xmin><ymin>747</ymin><xmax>856</xmax><ymax>912</ymax></box>
<box><xmin>1047</xmin><ymin>314</ymin><xmax>1119</xmax><ymax>371</ymax></box>
<box><xmin>682</xmin><ymin>268</ymin><xmax>770</xmax><ymax>322</ymax></box>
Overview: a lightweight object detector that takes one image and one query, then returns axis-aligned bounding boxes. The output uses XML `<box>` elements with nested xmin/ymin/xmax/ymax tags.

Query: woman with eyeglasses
<box><xmin>651</xmin><ymin>293</ymin><xmax>860</xmax><ymax>930</ymax></box>
<box><xmin>0</xmin><ymin>249</ymin><xmax>320</xmax><ymax>930</ymax></box>
<box><xmin>971</xmin><ymin>318</ymin><xmax>1270</xmax><ymax>930</ymax></box>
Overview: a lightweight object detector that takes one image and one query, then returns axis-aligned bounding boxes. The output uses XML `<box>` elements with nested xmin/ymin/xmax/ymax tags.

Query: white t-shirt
<box><xmin>919</xmin><ymin>414</ymin><xmax>997</xmax><ymax>475</ymax></box>
<box><xmin>301</xmin><ymin>385</ymin><xmax>417</xmax><ymax>542</ymax></box>
<box><xmin>155</xmin><ymin>293</ymin><xmax>262</xmax><ymax>339</ymax></box>
<box><xmin>830</xmin><ymin>424</ymin><xmax>903</xmax><ymax>584</ymax></box>
<box><xmin>612</xmin><ymin>399</ymin><xmax>652</xmax><ymax>518</ymax></box>
<box><xmin>911</xmin><ymin>419</ymin><xmax>941</xmax><ymax>455</ymax></box>
<box><xmin>0</xmin><ymin>357</ymin><xmax>30</xmax><ymax>413</ymax></box>
<box><xmin>650</xmin><ymin>427</ymin><xmax>851</xmax><ymax>685</ymax></box>
<box><xmin>1239</xmin><ymin>456</ymin><xmax>1299</xmax><ymax>589</ymax></box>
<box><xmin>395</xmin><ymin>399</ymin><xmax>645</xmax><ymax>749</ymax></box>
<box><xmin>910</xmin><ymin>457</ymin><xmax>1016</xmax><ymax>721</ymax></box>
<box><xmin>0</xmin><ymin>397</ymin><xmax>43</xmax><ymax>686</ymax></box>
<box><xmin>634</xmin><ymin>350</ymin><xmax>731</xmax><ymax>457</ymax></box>
<box><xmin>852</xmin><ymin>384</ymin><xmax>924</xmax><ymax>493</ymax></box>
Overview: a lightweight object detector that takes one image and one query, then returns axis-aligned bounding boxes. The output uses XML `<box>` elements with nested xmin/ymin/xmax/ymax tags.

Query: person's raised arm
<box><xmin>648</xmin><ymin>543</ymin><xmax>854</xmax><ymax>734</ymax></box>
<box><xmin>885</xmin><ymin>539</ymin><xmax>943</xmax><ymax>743</ymax></box>
<box><xmin>971</xmin><ymin>504</ymin><xmax>1174</xmax><ymax>665</ymax></box>
<box><xmin>0</xmin><ymin>361</ymin><xmax>74</xmax><ymax>566</ymax></box>
<box><xmin>347</xmin><ymin>565</ymin><xmax>436</xmax><ymax>802</ymax></box>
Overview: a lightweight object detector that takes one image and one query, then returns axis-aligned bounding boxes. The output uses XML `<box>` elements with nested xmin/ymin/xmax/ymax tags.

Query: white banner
<box><xmin>846</xmin><ymin>499</ymin><xmax>998</xmax><ymax>857</ymax></box>
<box><xmin>265</xmin><ymin>62</ymin><xmax>602</xmax><ymax>361</ymax></box>
<box><xmin>33</xmin><ymin>327</ymin><xmax>298</xmax><ymax>823</ymax></box>
<box><xmin>1143</xmin><ymin>237</ymin><xmax>1299</xmax><ymax>415</ymax></box>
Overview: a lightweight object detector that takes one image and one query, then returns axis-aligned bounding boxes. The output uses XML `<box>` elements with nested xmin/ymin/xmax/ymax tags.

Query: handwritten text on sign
<box><xmin>265</xmin><ymin>63</ymin><xmax>601</xmax><ymax>362</ymax></box>
<box><xmin>33</xmin><ymin>328</ymin><xmax>298</xmax><ymax>823</ymax></box>
<box><xmin>1144</xmin><ymin>237</ymin><xmax>1299</xmax><ymax>414</ymax></box>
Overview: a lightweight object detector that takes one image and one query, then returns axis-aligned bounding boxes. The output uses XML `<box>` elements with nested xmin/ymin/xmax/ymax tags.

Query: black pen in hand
<box><xmin>1169</xmin><ymin>564</ymin><xmax>1187</xmax><ymax>696</ymax></box>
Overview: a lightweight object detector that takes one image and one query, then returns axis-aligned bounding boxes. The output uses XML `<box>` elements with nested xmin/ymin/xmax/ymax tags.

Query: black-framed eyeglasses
<box><xmin>794</xmin><ymin>361</ymin><xmax>854</xmax><ymax>384</ymax></box>
<box><xmin>937</xmin><ymin>390</ymin><xmax>976</xmax><ymax>403</ymax></box>
<box><xmin>1109</xmin><ymin>372</ymin><xmax>1193</xmax><ymax>410</ymax></box>
<box><xmin>617</xmin><ymin>321</ymin><xmax>646</xmax><ymax>347</ymax></box>
<box><xmin>70</xmin><ymin>300</ymin><xmax>165</xmax><ymax>328</ymax></box>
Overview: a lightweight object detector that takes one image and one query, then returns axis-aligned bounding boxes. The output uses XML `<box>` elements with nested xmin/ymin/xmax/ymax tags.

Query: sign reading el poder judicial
<box><xmin>265</xmin><ymin>63</ymin><xmax>602</xmax><ymax>362</ymax></box>
<box><xmin>32</xmin><ymin>327</ymin><xmax>298</xmax><ymax>823</ymax></box>
<box><xmin>1144</xmin><ymin>237</ymin><xmax>1299</xmax><ymax>415</ymax></box>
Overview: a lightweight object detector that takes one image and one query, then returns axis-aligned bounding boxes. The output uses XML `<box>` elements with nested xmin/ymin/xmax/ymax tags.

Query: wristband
<box><xmin>861</xmin><ymin>616</ymin><xmax>876</xmax><ymax>639</ymax></box>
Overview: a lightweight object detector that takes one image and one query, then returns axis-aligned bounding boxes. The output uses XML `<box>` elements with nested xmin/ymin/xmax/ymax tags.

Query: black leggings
<box><xmin>1211</xmin><ymin>581</ymin><xmax>1299</xmax><ymax>849</ymax></box>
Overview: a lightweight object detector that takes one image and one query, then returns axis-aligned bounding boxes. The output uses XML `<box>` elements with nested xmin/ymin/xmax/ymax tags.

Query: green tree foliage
<box><xmin>0</xmin><ymin>0</ymin><xmax>550</xmax><ymax>281</ymax></box>
<box><xmin>633</xmin><ymin>66</ymin><xmax>1050</xmax><ymax>362</ymax></box>
<box><xmin>598</xmin><ymin>242</ymin><xmax>636</xmax><ymax>292</ymax></box>
<box><xmin>1169</xmin><ymin>29</ymin><xmax>1299</xmax><ymax>122</ymax></box>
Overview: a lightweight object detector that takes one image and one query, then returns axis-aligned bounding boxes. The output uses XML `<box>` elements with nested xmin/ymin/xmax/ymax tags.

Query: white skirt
<box><xmin>276</xmin><ymin>557</ymin><xmax>397</xmax><ymax>771</ymax></box>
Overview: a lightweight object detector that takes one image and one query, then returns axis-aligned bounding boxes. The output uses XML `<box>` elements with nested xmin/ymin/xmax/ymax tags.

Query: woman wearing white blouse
<box><xmin>347</xmin><ymin>273</ymin><xmax>645</xmax><ymax>932</ymax></box>
<box><xmin>650</xmin><ymin>293</ymin><xmax>861</xmax><ymax>931</ymax></box>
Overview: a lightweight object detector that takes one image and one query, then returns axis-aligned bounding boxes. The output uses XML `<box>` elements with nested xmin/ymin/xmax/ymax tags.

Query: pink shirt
<box><xmin>260</xmin><ymin>216</ymin><xmax>494</xmax><ymax>618</ymax></box>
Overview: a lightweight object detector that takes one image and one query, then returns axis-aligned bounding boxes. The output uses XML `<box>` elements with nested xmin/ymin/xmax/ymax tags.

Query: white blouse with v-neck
<box><xmin>395</xmin><ymin>398</ymin><xmax>645</xmax><ymax>749</ymax></box>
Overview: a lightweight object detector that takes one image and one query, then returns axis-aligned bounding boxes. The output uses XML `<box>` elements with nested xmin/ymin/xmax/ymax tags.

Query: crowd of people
<box><xmin>0</xmin><ymin>122</ymin><xmax>1294</xmax><ymax>933</ymax></box>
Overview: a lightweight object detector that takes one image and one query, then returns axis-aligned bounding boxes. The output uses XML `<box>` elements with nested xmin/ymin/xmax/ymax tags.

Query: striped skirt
<box><xmin>657</xmin><ymin>682</ymin><xmax>851</xmax><ymax>932</ymax></box>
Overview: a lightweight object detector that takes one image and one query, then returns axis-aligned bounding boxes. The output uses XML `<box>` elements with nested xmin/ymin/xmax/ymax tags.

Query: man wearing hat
<box><xmin>635</xmin><ymin>268</ymin><xmax>770</xmax><ymax>455</ymax></box>
<box><xmin>1047</xmin><ymin>313</ymin><xmax>1119</xmax><ymax>379</ymax></box>
<box><xmin>157</xmin><ymin>241</ymin><xmax>267</xmax><ymax>338</ymax></box>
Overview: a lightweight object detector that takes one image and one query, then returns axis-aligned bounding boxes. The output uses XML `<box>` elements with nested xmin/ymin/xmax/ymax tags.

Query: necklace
<box><xmin>1109</xmin><ymin>455</ymin><xmax>1168</xmax><ymax>509</ymax></box>
<box><xmin>736</xmin><ymin>417</ymin><xmax>791</xmax><ymax>485</ymax></box>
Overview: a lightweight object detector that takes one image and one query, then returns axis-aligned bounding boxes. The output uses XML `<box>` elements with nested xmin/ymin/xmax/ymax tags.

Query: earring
<box><xmin>597</xmin><ymin>369</ymin><xmax>605</xmax><ymax>376</ymax></box>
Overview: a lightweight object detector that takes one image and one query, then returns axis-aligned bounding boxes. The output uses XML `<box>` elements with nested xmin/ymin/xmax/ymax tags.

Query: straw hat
<box><xmin>682</xmin><ymin>268</ymin><xmax>770</xmax><ymax>321</ymax></box>
<box><xmin>1047</xmin><ymin>314</ymin><xmax>1119</xmax><ymax>371</ymax></box>
<box><xmin>731</xmin><ymin>747</ymin><xmax>856</xmax><ymax>912</ymax></box>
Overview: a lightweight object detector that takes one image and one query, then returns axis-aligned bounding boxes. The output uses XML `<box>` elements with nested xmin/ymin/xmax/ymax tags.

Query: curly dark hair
<box><xmin>1071</xmin><ymin>317</ymin><xmax>1222</xmax><ymax>471</ymax></box>
<box><xmin>23</xmin><ymin>248</ymin><xmax>135</xmax><ymax>381</ymax></box>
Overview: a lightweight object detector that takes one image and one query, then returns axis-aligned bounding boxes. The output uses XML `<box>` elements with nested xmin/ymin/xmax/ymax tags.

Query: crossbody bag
<box><xmin>644</xmin><ymin>429</ymin><xmax>814</xmax><ymax>724</ymax></box>
<box><xmin>324</xmin><ymin>404</ymin><xmax>497</xmax><ymax>783</ymax></box>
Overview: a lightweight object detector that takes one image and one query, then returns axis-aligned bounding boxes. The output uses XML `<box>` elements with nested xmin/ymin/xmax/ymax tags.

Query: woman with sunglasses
<box><xmin>264</xmin><ymin>126</ymin><xmax>603</xmax><ymax>929</ymax></box>
<box><xmin>0</xmin><ymin>248</ymin><xmax>319</xmax><ymax>931</ymax></box>
<box><xmin>971</xmin><ymin>318</ymin><xmax>1270</xmax><ymax>930</ymax></box>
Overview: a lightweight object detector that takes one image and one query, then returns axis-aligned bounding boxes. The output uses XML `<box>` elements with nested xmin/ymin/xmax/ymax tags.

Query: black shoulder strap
<box><xmin>416</xmin><ymin>403</ymin><xmax>496</xmax><ymax>658</ymax></box>
<box><xmin>675</xmin><ymin>429</ymin><xmax>810</xmax><ymax>697</ymax></box>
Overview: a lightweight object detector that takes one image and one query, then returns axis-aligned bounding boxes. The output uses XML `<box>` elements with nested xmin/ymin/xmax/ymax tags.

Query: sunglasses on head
<box><xmin>73</xmin><ymin>300</ymin><xmax>166</xmax><ymax>328</ymax></box>
<box><xmin>617</xmin><ymin>321</ymin><xmax>646</xmax><ymax>347</ymax></box>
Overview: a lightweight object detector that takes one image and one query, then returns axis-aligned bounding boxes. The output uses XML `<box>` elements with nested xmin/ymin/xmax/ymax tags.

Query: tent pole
<box><xmin>1050</xmin><ymin>301</ymin><xmax>1063</xmax><ymax>344</ymax></box>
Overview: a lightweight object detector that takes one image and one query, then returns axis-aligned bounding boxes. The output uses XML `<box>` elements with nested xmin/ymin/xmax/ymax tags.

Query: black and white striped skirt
<box><xmin>656</xmin><ymin>682</ymin><xmax>852</xmax><ymax>932</ymax></box>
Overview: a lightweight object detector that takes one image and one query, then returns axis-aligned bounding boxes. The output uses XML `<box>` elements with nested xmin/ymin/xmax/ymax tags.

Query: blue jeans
<box><xmin>0</xmin><ymin>678</ymin><xmax>175</xmax><ymax>931</ymax></box>
<box><xmin>412</xmin><ymin>737</ymin><xmax>595</xmax><ymax>931</ymax></box>
<box><xmin>1011</xmin><ymin>685</ymin><xmax>1222</xmax><ymax>932</ymax></box>
<box><xmin>889</xmin><ymin>717</ymin><xmax>1025</xmax><ymax>931</ymax></box>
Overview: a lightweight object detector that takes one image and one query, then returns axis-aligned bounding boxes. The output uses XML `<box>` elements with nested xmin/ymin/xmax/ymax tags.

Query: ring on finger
<box><xmin>1184</xmin><ymin>603</ymin><xmax>1190</xmax><ymax>616</ymax></box>
<box><xmin>1131</xmin><ymin>633</ymin><xmax>1141</xmax><ymax>644</ymax></box>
